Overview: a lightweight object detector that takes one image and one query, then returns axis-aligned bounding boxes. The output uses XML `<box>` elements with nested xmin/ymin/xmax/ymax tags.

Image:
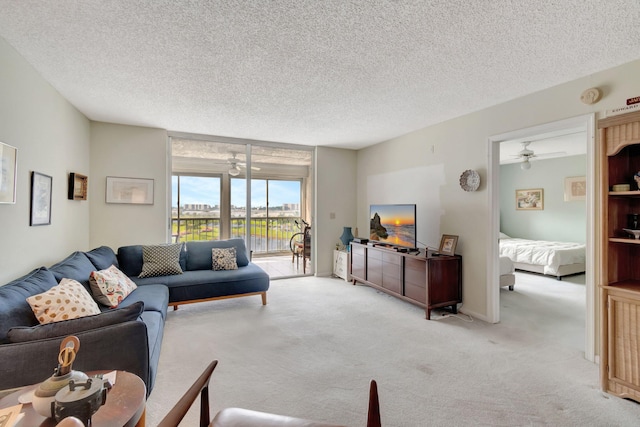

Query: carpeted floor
<box><xmin>146</xmin><ymin>275</ymin><xmax>640</xmax><ymax>426</ymax></box>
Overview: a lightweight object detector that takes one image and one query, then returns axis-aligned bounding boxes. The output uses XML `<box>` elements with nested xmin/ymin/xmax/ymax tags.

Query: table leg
<box><xmin>135</xmin><ymin>407</ymin><xmax>146</xmax><ymax>427</ymax></box>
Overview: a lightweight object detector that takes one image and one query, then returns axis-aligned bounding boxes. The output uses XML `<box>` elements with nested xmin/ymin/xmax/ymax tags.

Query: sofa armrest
<box><xmin>0</xmin><ymin>321</ymin><xmax>150</xmax><ymax>394</ymax></box>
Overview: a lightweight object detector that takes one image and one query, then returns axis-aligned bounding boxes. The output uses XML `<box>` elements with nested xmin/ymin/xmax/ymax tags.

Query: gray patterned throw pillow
<box><xmin>139</xmin><ymin>243</ymin><xmax>184</xmax><ymax>278</ymax></box>
<box><xmin>212</xmin><ymin>247</ymin><xmax>238</xmax><ymax>271</ymax></box>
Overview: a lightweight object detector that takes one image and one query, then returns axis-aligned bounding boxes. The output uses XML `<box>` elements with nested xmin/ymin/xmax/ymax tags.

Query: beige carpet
<box><xmin>146</xmin><ymin>276</ymin><xmax>640</xmax><ymax>426</ymax></box>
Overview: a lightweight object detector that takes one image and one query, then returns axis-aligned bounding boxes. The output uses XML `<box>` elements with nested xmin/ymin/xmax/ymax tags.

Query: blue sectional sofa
<box><xmin>118</xmin><ymin>239</ymin><xmax>270</xmax><ymax>310</ymax></box>
<box><xmin>0</xmin><ymin>239</ymin><xmax>269</xmax><ymax>395</ymax></box>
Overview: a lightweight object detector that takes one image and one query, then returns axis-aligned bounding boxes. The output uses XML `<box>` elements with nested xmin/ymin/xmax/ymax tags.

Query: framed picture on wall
<box><xmin>106</xmin><ymin>176</ymin><xmax>154</xmax><ymax>205</ymax></box>
<box><xmin>30</xmin><ymin>171</ymin><xmax>52</xmax><ymax>226</ymax></box>
<box><xmin>564</xmin><ymin>176</ymin><xmax>586</xmax><ymax>201</ymax></box>
<box><xmin>0</xmin><ymin>141</ymin><xmax>18</xmax><ymax>204</ymax></box>
<box><xmin>68</xmin><ymin>172</ymin><xmax>88</xmax><ymax>200</ymax></box>
<box><xmin>515</xmin><ymin>188</ymin><xmax>544</xmax><ymax>210</ymax></box>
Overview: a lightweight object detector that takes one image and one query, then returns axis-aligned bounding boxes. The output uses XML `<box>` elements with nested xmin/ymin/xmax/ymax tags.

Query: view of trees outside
<box><xmin>172</xmin><ymin>175</ymin><xmax>302</xmax><ymax>253</ymax></box>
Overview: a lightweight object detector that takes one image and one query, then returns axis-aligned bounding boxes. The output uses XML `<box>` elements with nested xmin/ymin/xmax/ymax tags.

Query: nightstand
<box><xmin>333</xmin><ymin>249</ymin><xmax>350</xmax><ymax>281</ymax></box>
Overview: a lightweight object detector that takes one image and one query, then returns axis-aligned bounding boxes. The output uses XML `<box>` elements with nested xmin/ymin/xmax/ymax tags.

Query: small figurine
<box><xmin>635</xmin><ymin>172</ymin><xmax>640</xmax><ymax>190</ymax></box>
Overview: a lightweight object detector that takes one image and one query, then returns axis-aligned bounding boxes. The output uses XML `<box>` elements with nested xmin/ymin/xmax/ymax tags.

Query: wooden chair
<box><xmin>157</xmin><ymin>360</ymin><xmax>381</xmax><ymax>427</ymax></box>
<box><xmin>157</xmin><ymin>360</ymin><xmax>218</xmax><ymax>427</ymax></box>
<box><xmin>292</xmin><ymin>225</ymin><xmax>312</xmax><ymax>274</ymax></box>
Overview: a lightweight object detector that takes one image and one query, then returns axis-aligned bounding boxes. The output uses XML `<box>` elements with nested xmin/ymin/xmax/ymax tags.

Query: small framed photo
<box><xmin>564</xmin><ymin>176</ymin><xmax>586</xmax><ymax>202</ymax></box>
<box><xmin>516</xmin><ymin>188</ymin><xmax>544</xmax><ymax>210</ymax></box>
<box><xmin>30</xmin><ymin>171</ymin><xmax>52</xmax><ymax>226</ymax></box>
<box><xmin>106</xmin><ymin>176</ymin><xmax>154</xmax><ymax>205</ymax></box>
<box><xmin>0</xmin><ymin>141</ymin><xmax>18</xmax><ymax>204</ymax></box>
<box><xmin>438</xmin><ymin>234</ymin><xmax>458</xmax><ymax>256</ymax></box>
<box><xmin>68</xmin><ymin>172</ymin><xmax>88</xmax><ymax>200</ymax></box>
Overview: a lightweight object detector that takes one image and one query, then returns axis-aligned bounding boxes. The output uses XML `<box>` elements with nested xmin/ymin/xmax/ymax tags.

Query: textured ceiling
<box><xmin>0</xmin><ymin>1</ymin><xmax>639</xmax><ymax>149</ymax></box>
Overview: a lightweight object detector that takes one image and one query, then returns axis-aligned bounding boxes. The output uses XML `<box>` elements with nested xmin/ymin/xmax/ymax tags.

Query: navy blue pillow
<box><xmin>0</xmin><ymin>267</ymin><xmax>59</xmax><ymax>343</ymax></box>
<box><xmin>118</xmin><ymin>244</ymin><xmax>186</xmax><ymax>277</ymax></box>
<box><xmin>185</xmin><ymin>239</ymin><xmax>249</xmax><ymax>270</ymax></box>
<box><xmin>7</xmin><ymin>301</ymin><xmax>144</xmax><ymax>343</ymax></box>
<box><xmin>49</xmin><ymin>252</ymin><xmax>96</xmax><ymax>290</ymax></box>
<box><xmin>85</xmin><ymin>246</ymin><xmax>119</xmax><ymax>270</ymax></box>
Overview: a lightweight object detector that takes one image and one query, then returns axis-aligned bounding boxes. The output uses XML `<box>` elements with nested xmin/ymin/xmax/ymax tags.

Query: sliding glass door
<box><xmin>230</xmin><ymin>178</ymin><xmax>302</xmax><ymax>254</ymax></box>
<box><xmin>171</xmin><ymin>175</ymin><xmax>221</xmax><ymax>242</ymax></box>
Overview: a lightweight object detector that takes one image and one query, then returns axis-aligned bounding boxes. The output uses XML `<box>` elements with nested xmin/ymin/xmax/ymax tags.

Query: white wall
<box><xmin>89</xmin><ymin>122</ymin><xmax>168</xmax><ymax>249</ymax></box>
<box><xmin>315</xmin><ymin>147</ymin><xmax>357</xmax><ymax>276</ymax></box>
<box><xmin>357</xmin><ymin>59</ymin><xmax>640</xmax><ymax>320</ymax></box>
<box><xmin>500</xmin><ymin>155</ymin><xmax>587</xmax><ymax>243</ymax></box>
<box><xmin>0</xmin><ymin>37</ymin><xmax>90</xmax><ymax>283</ymax></box>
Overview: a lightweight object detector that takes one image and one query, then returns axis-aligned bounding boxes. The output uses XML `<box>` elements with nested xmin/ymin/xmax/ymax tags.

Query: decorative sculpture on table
<box><xmin>32</xmin><ymin>336</ymin><xmax>88</xmax><ymax>417</ymax></box>
<box><xmin>31</xmin><ymin>335</ymin><xmax>111</xmax><ymax>425</ymax></box>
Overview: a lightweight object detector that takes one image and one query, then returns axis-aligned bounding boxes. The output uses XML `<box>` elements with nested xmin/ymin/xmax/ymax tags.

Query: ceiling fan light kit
<box><xmin>511</xmin><ymin>141</ymin><xmax>567</xmax><ymax>170</ymax></box>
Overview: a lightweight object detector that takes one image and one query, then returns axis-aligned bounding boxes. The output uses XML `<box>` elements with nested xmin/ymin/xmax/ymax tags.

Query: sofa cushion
<box><xmin>115</xmin><ymin>284</ymin><xmax>169</xmax><ymax>320</ymax></box>
<box><xmin>186</xmin><ymin>239</ymin><xmax>249</xmax><ymax>270</ymax></box>
<box><xmin>7</xmin><ymin>301</ymin><xmax>144</xmax><ymax>343</ymax></box>
<box><xmin>212</xmin><ymin>247</ymin><xmax>238</xmax><ymax>271</ymax></box>
<box><xmin>0</xmin><ymin>267</ymin><xmax>58</xmax><ymax>343</ymax></box>
<box><xmin>139</xmin><ymin>309</ymin><xmax>165</xmax><ymax>393</ymax></box>
<box><xmin>141</xmin><ymin>264</ymin><xmax>269</xmax><ymax>303</ymax></box>
<box><xmin>89</xmin><ymin>265</ymin><xmax>138</xmax><ymax>308</ymax></box>
<box><xmin>49</xmin><ymin>251</ymin><xmax>96</xmax><ymax>291</ymax></box>
<box><xmin>27</xmin><ymin>278</ymin><xmax>101</xmax><ymax>324</ymax></box>
<box><xmin>117</xmin><ymin>244</ymin><xmax>187</xmax><ymax>277</ymax></box>
<box><xmin>85</xmin><ymin>246</ymin><xmax>119</xmax><ymax>270</ymax></box>
<box><xmin>139</xmin><ymin>244</ymin><xmax>184</xmax><ymax>278</ymax></box>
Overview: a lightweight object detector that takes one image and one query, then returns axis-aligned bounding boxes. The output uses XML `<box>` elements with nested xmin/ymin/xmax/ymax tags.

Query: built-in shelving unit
<box><xmin>599</xmin><ymin>110</ymin><xmax>640</xmax><ymax>403</ymax></box>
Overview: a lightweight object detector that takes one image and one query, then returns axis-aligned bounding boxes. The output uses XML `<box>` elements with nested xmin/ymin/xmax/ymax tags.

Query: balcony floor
<box><xmin>252</xmin><ymin>253</ymin><xmax>311</xmax><ymax>279</ymax></box>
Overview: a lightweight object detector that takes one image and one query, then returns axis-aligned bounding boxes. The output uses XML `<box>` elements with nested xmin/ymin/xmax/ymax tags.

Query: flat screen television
<box><xmin>369</xmin><ymin>204</ymin><xmax>417</xmax><ymax>249</ymax></box>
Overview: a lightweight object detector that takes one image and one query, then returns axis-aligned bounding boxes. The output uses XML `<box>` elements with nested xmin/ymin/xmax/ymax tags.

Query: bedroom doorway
<box><xmin>487</xmin><ymin>114</ymin><xmax>596</xmax><ymax>362</ymax></box>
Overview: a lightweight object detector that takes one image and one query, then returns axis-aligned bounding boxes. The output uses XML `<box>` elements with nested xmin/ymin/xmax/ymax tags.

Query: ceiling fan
<box><xmin>512</xmin><ymin>141</ymin><xmax>565</xmax><ymax>170</ymax></box>
<box><xmin>227</xmin><ymin>152</ymin><xmax>260</xmax><ymax>176</ymax></box>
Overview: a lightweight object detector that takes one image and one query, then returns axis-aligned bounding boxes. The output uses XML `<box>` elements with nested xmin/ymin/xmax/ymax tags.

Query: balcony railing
<box><xmin>171</xmin><ymin>217</ymin><xmax>303</xmax><ymax>254</ymax></box>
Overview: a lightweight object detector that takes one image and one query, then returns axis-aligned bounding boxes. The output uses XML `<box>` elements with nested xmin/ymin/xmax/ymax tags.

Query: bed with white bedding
<box><xmin>499</xmin><ymin>233</ymin><xmax>586</xmax><ymax>280</ymax></box>
<box><xmin>499</xmin><ymin>256</ymin><xmax>515</xmax><ymax>290</ymax></box>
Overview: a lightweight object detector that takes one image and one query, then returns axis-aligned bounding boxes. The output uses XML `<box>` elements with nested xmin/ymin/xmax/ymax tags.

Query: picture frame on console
<box><xmin>106</xmin><ymin>176</ymin><xmax>154</xmax><ymax>205</ymax></box>
<box><xmin>438</xmin><ymin>234</ymin><xmax>458</xmax><ymax>256</ymax></box>
<box><xmin>0</xmin><ymin>141</ymin><xmax>17</xmax><ymax>204</ymax></box>
<box><xmin>30</xmin><ymin>171</ymin><xmax>52</xmax><ymax>226</ymax></box>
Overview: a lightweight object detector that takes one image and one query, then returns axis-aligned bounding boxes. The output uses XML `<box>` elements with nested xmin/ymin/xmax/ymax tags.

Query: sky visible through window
<box><xmin>172</xmin><ymin>176</ymin><xmax>300</xmax><ymax>208</ymax></box>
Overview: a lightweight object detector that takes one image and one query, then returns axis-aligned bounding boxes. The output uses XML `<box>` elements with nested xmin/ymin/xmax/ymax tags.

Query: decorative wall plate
<box><xmin>459</xmin><ymin>169</ymin><xmax>480</xmax><ymax>192</ymax></box>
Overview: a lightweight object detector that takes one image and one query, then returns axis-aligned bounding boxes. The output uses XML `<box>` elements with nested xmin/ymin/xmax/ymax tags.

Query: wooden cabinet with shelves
<box><xmin>599</xmin><ymin>110</ymin><xmax>640</xmax><ymax>402</ymax></box>
<box><xmin>349</xmin><ymin>242</ymin><xmax>461</xmax><ymax>319</ymax></box>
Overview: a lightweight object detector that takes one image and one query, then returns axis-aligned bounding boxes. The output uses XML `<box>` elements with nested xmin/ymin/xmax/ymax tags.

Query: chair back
<box><xmin>157</xmin><ymin>360</ymin><xmax>218</xmax><ymax>427</ymax></box>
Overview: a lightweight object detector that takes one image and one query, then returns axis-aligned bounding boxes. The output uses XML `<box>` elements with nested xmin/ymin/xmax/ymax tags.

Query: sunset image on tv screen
<box><xmin>369</xmin><ymin>204</ymin><xmax>416</xmax><ymax>248</ymax></box>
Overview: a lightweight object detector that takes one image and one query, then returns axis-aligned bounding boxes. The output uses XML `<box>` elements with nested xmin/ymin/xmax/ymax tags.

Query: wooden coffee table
<box><xmin>0</xmin><ymin>370</ymin><xmax>146</xmax><ymax>427</ymax></box>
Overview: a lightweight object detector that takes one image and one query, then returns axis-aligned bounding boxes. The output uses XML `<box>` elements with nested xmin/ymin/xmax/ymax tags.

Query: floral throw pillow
<box><xmin>89</xmin><ymin>265</ymin><xmax>138</xmax><ymax>308</ymax></box>
<box><xmin>212</xmin><ymin>247</ymin><xmax>238</xmax><ymax>271</ymax></box>
<box><xmin>139</xmin><ymin>243</ymin><xmax>184</xmax><ymax>278</ymax></box>
<box><xmin>26</xmin><ymin>278</ymin><xmax>101</xmax><ymax>324</ymax></box>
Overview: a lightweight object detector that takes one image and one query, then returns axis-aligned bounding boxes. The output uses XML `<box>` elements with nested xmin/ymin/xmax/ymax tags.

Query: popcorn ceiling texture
<box><xmin>0</xmin><ymin>1</ymin><xmax>638</xmax><ymax>148</ymax></box>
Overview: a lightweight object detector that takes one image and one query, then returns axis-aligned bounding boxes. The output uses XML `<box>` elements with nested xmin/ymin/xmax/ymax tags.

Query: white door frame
<box><xmin>487</xmin><ymin>113</ymin><xmax>596</xmax><ymax>362</ymax></box>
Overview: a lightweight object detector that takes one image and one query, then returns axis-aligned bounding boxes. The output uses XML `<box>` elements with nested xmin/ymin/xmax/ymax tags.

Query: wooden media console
<box><xmin>350</xmin><ymin>242</ymin><xmax>462</xmax><ymax>319</ymax></box>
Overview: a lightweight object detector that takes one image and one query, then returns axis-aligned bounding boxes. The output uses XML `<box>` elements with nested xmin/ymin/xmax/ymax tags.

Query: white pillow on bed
<box><xmin>499</xmin><ymin>232</ymin><xmax>511</xmax><ymax>239</ymax></box>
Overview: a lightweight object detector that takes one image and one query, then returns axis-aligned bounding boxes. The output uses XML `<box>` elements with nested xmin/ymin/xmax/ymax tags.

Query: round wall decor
<box><xmin>459</xmin><ymin>169</ymin><xmax>480</xmax><ymax>192</ymax></box>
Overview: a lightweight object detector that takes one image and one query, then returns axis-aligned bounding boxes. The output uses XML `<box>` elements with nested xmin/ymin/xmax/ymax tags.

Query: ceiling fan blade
<box><xmin>237</xmin><ymin>162</ymin><xmax>261</xmax><ymax>171</ymax></box>
<box><xmin>534</xmin><ymin>151</ymin><xmax>567</xmax><ymax>158</ymax></box>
